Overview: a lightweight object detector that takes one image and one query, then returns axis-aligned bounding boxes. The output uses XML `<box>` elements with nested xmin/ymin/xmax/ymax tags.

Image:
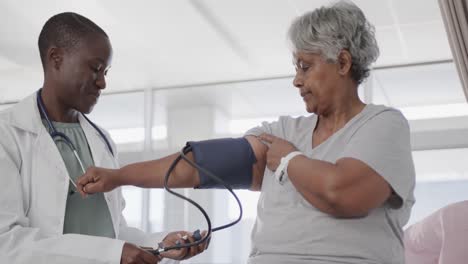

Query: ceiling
<box><xmin>0</xmin><ymin>0</ymin><xmax>455</xmax><ymax>104</ymax></box>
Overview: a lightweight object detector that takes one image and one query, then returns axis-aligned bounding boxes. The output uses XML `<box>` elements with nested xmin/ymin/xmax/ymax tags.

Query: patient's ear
<box><xmin>337</xmin><ymin>50</ymin><xmax>352</xmax><ymax>76</ymax></box>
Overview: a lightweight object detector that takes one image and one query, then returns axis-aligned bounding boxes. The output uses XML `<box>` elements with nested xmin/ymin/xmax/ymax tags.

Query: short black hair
<box><xmin>38</xmin><ymin>12</ymin><xmax>108</xmax><ymax>68</ymax></box>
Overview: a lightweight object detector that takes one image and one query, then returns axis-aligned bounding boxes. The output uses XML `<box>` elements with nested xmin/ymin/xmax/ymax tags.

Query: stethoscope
<box><xmin>36</xmin><ymin>89</ymin><xmax>114</xmax><ymax>195</ymax></box>
<box><xmin>37</xmin><ymin>89</ymin><xmax>243</xmax><ymax>254</ymax></box>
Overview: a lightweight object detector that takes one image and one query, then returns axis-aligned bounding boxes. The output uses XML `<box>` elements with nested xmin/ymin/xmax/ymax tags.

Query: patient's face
<box><xmin>292</xmin><ymin>51</ymin><xmax>341</xmax><ymax>115</ymax></box>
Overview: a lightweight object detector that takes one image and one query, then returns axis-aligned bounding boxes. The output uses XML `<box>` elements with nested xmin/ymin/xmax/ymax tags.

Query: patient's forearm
<box><xmin>119</xmin><ymin>152</ymin><xmax>200</xmax><ymax>188</ymax></box>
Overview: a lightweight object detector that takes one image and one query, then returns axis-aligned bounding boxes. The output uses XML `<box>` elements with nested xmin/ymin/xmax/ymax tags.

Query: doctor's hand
<box><xmin>77</xmin><ymin>166</ymin><xmax>122</xmax><ymax>197</ymax></box>
<box><xmin>159</xmin><ymin>230</ymin><xmax>209</xmax><ymax>260</ymax></box>
<box><xmin>258</xmin><ymin>133</ymin><xmax>298</xmax><ymax>172</ymax></box>
<box><xmin>122</xmin><ymin>242</ymin><xmax>161</xmax><ymax>264</ymax></box>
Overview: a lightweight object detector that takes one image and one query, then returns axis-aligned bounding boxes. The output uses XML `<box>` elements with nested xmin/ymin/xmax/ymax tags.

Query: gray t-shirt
<box><xmin>245</xmin><ymin>104</ymin><xmax>416</xmax><ymax>264</ymax></box>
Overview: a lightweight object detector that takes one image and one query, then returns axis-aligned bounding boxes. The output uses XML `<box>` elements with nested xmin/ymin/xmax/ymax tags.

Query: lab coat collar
<box><xmin>8</xmin><ymin>92</ymin><xmax>43</xmax><ymax>134</ymax></box>
<box><xmin>8</xmin><ymin>92</ymin><xmax>110</xmax><ymax>145</ymax></box>
<box><xmin>7</xmin><ymin>91</ymin><xmax>117</xmax><ymax>168</ymax></box>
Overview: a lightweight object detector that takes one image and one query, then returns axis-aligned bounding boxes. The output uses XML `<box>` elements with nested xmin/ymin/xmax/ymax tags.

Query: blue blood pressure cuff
<box><xmin>186</xmin><ymin>138</ymin><xmax>256</xmax><ymax>189</ymax></box>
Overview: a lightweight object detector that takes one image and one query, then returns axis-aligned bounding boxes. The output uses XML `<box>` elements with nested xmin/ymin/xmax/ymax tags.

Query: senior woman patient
<box><xmin>78</xmin><ymin>1</ymin><xmax>416</xmax><ymax>263</ymax></box>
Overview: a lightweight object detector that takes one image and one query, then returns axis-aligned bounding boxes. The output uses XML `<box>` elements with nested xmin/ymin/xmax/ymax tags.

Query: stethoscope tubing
<box><xmin>36</xmin><ymin>89</ymin><xmax>113</xmax><ymax>194</ymax></box>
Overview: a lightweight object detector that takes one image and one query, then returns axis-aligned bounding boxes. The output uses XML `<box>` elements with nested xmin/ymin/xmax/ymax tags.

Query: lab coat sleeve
<box><xmin>0</xmin><ymin>131</ymin><xmax>125</xmax><ymax>264</ymax></box>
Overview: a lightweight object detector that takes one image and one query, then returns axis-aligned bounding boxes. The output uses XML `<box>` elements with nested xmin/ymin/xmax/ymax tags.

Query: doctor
<box><xmin>0</xmin><ymin>12</ymin><xmax>206</xmax><ymax>264</ymax></box>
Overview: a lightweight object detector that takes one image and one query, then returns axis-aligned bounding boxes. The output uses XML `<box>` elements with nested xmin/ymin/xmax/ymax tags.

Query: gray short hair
<box><xmin>288</xmin><ymin>0</ymin><xmax>379</xmax><ymax>84</ymax></box>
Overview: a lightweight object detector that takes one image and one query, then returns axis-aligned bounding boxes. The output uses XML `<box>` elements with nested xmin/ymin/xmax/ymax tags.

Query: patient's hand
<box><xmin>77</xmin><ymin>166</ymin><xmax>121</xmax><ymax>196</ymax></box>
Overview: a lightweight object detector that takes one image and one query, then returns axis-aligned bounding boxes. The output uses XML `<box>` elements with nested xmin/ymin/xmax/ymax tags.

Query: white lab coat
<box><xmin>0</xmin><ymin>93</ymin><xmax>177</xmax><ymax>264</ymax></box>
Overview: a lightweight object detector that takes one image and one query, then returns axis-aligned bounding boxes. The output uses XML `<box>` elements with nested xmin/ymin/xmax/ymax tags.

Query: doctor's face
<box><xmin>57</xmin><ymin>33</ymin><xmax>113</xmax><ymax>114</ymax></box>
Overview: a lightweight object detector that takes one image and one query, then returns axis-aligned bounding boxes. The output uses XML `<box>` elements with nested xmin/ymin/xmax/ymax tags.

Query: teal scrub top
<box><xmin>43</xmin><ymin>120</ymin><xmax>115</xmax><ymax>238</ymax></box>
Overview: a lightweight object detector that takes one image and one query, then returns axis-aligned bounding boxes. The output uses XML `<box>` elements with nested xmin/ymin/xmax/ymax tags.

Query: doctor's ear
<box><xmin>47</xmin><ymin>47</ymin><xmax>63</xmax><ymax>70</ymax></box>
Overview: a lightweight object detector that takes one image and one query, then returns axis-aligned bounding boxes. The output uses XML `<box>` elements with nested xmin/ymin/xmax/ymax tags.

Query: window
<box><xmin>89</xmin><ymin>92</ymin><xmax>145</xmax><ymax>152</ymax></box>
<box><xmin>89</xmin><ymin>92</ymin><xmax>145</xmax><ymax>229</ymax></box>
<box><xmin>409</xmin><ymin>148</ymin><xmax>468</xmax><ymax>225</ymax></box>
<box><xmin>372</xmin><ymin>62</ymin><xmax>467</xmax><ymax>120</ymax></box>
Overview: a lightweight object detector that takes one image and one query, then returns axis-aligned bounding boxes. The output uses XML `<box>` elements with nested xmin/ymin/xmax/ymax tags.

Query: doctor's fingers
<box><xmin>126</xmin><ymin>255</ymin><xmax>159</xmax><ymax>264</ymax></box>
<box><xmin>76</xmin><ymin>182</ymin><xmax>88</xmax><ymax>197</ymax></box>
<box><xmin>193</xmin><ymin>230</ymin><xmax>209</xmax><ymax>253</ymax></box>
<box><xmin>188</xmin><ymin>231</ymin><xmax>209</xmax><ymax>258</ymax></box>
<box><xmin>183</xmin><ymin>232</ymin><xmax>208</xmax><ymax>259</ymax></box>
<box><xmin>80</xmin><ymin>177</ymin><xmax>116</xmax><ymax>195</ymax></box>
<box><xmin>76</xmin><ymin>168</ymin><xmax>98</xmax><ymax>191</ymax></box>
<box><xmin>79</xmin><ymin>182</ymin><xmax>101</xmax><ymax>196</ymax></box>
<box><xmin>138</xmin><ymin>251</ymin><xmax>161</xmax><ymax>264</ymax></box>
<box><xmin>77</xmin><ymin>167</ymin><xmax>117</xmax><ymax>195</ymax></box>
<box><xmin>122</xmin><ymin>243</ymin><xmax>160</xmax><ymax>264</ymax></box>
